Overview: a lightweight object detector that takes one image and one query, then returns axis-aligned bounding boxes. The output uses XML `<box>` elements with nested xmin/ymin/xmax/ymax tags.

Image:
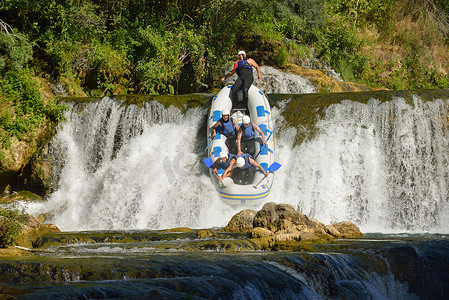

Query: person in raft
<box><xmin>214</xmin><ymin>151</ymin><xmax>237</xmax><ymax>182</ymax></box>
<box><xmin>220</xmin><ymin>153</ymin><xmax>268</xmax><ymax>185</ymax></box>
<box><xmin>212</xmin><ymin>109</ymin><xmax>239</xmax><ymax>154</ymax></box>
<box><xmin>220</xmin><ymin>50</ymin><xmax>263</xmax><ymax>111</ymax></box>
<box><xmin>237</xmin><ymin>115</ymin><xmax>267</xmax><ymax>157</ymax></box>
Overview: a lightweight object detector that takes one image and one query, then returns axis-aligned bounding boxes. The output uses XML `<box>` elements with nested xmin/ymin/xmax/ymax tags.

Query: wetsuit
<box><xmin>240</xmin><ymin>122</ymin><xmax>256</xmax><ymax>157</ymax></box>
<box><xmin>232</xmin><ymin>59</ymin><xmax>253</xmax><ymax>112</ymax></box>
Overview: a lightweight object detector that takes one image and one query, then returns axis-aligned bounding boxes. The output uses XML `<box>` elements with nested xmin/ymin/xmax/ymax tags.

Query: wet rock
<box><xmin>15</xmin><ymin>215</ymin><xmax>61</xmax><ymax>249</ymax></box>
<box><xmin>325</xmin><ymin>225</ymin><xmax>342</xmax><ymax>238</ymax></box>
<box><xmin>330</xmin><ymin>221</ymin><xmax>363</xmax><ymax>238</ymax></box>
<box><xmin>197</xmin><ymin>230</ymin><xmax>217</xmax><ymax>238</ymax></box>
<box><xmin>224</xmin><ymin>203</ymin><xmax>363</xmax><ymax>250</ymax></box>
<box><xmin>0</xmin><ymin>246</ymin><xmax>33</xmax><ymax>256</ymax></box>
<box><xmin>223</xmin><ymin>209</ymin><xmax>257</xmax><ymax>232</ymax></box>
<box><xmin>251</xmin><ymin>227</ymin><xmax>273</xmax><ymax>238</ymax></box>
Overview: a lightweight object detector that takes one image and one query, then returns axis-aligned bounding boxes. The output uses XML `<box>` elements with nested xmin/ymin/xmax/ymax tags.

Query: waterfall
<box><xmin>271</xmin><ymin>95</ymin><xmax>449</xmax><ymax>233</ymax></box>
<box><xmin>27</xmin><ymin>92</ymin><xmax>449</xmax><ymax>233</ymax></box>
<box><xmin>27</xmin><ymin>97</ymin><xmax>240</xmax><ymax>231</ymax></box>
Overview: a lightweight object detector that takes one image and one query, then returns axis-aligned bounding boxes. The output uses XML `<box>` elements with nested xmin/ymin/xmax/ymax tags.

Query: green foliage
<box><xmin>0</xmin><ymin>69</ymin><xmax>67</xmax><ymax>144</ymax></box>
<box><xmin>0</xmin><ymin>0</ymin><xmax>448</xmax><ymax>98</ymax></box>
<box><xmin>273</xmin><ymin>46</ymin><xmax>289</xmax><ymax>67</ymax></box>
<box><xmin>0</xmin><ymin>203</ymin><xmax>28</xmax><ymax>247</ymax></box>
<box><xmin>0</xmin><ymin>32</ymin><xmax>33</xmax><ymax>74</ymax></box>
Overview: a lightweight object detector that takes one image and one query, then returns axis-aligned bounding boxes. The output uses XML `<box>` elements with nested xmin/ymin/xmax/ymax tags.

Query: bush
<box><xmin>0</xmin><ymin>31</ymin><xmax>33</xmax><ymax>74</ymax></box>
<box><xmin>0</xmin><ymin>204</ymin><xmax>27</xmax><ymax>248</ymax></box>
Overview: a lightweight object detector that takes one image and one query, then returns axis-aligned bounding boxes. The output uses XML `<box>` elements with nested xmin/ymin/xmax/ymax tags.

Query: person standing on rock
<box><xmin>220</xmin><ymin>50</ymin><xmax>263</xmax><ymax>112</ymax></box>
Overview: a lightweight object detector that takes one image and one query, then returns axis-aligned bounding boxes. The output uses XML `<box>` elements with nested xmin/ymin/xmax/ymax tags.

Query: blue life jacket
<box><xmin>241</xmin><ymin>123</ymin><xmax>255</xmax><ymax>141</ymax></box>
<box><xmin>217</xmin><ymin>154</ymin><xmax>237</xmax><ymax>169</ymax></box>
<box><xmin>219</xmin><ymin>117</ymin><xmax>237</xmax><ymax>137</ymax></box>
<box><xmin>238</xmin><ymin>153</ymin><xmax>253</xmax><ymax>169</ymax></box>
<box><xmin>236</xmin><ymin>59</ymin><xmax>253</xmax><ymax>76</ymax></box>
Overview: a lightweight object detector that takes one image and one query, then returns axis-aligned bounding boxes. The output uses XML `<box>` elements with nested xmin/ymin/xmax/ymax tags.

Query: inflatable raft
<box><xmin>205</xmin><ymin>85</ymin><xmax>276</xmax><ymax>205</ymax></box>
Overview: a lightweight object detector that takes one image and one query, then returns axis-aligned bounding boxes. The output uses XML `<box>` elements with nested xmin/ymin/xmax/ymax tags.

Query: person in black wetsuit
<box><xmin>220</xmin><ymin>50</ymin><xmax>263</xmax><ymax>112</ymax></box>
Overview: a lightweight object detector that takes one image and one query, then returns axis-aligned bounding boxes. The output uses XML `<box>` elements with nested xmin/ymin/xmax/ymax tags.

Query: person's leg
<box><xmin>241</xmin><ymin>71</ymin><xmax>253</xmax><ymax>112</ymax></box>
<box><xmin>241</xmin><ymin>140</ymin><xmax>249</xmax><ymax>154</ymax></box>
<box><xmin>225</xmin><ymin>135</ymin><xmax>237</xmax><ymax>155</ymax></box>
<box><xmin>247</xmin><ymin>139</ymin><xmax>256</xmax><ymax>157</ymax></box>
<box><xmin>231</xmin><ymin>77</ymin><xmax>243</xmax><ymax>110</ymax></box>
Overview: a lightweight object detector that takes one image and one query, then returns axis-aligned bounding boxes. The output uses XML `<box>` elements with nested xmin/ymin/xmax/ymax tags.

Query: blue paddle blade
<box><xmin>269</xmin><ymin>162</ymin><xmax>282</xmax><ymax>173</ymax></box>
<box><xmin>203</xmin><ymin>158</ymin><xmax>214</xmax><ymax>168</ymax></box>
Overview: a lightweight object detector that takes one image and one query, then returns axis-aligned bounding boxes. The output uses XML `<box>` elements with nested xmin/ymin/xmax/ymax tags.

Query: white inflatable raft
<box><xmin>205</xmin><ymin>85</ymin><xmax>275</xmax><ymax>205</ymax></box>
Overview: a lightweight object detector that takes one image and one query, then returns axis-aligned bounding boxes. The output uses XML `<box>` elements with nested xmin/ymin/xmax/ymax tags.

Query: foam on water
<box><xmin>269</xmin><ymin>96</ymin><xmax>449</xmax><ymax>233</ymax></box>
<box><xmin>27</xmin><ymin>98</ymin><xmax>241</xmax><ymax>231</ymax></box>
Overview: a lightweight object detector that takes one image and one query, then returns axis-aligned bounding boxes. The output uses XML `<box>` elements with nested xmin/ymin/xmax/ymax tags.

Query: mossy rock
<box><xmin>197</xmin><ymin>230</ymin><xmax>217</xmax><ymax>238</ymax></box>
<box><xmin>160</xmin><ymin>227</ymin><xmax>194</xmax><ymax>233</ymax></box>
<box><xmin>0</xmin><ymin>190</ymin><xmax>42</xmax><ymax>204</ymax></box>
<box><xmin>222</xmin><ymin>209</ymin><xmax>257</xmax><ymax>232</ymax></box>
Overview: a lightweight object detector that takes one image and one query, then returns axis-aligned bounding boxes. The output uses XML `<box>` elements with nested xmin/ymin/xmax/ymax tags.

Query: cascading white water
<box><xmin>27</xmin><ymin>97</ymin><xmax>241</xmax><ymax>231</ymax></box>
<box><xmin>27</xmin><ymin>93</ymin><xmax>449</xmax><ymax>233</ymax></box>
<box><xmin>271</xmin><ymin>96</ymin><xmax>449</xmax><ymax>233</ymax></box>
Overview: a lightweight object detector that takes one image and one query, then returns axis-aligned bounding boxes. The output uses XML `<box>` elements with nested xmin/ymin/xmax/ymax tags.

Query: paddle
<box><xmin>253</xmin><ymin>162</ymin><xmax>282</xmax><ymax>189</ymax></box>
<box><xmin>204</xmin><ymin>135</ymin><xmax>215</xmax><ymax>151</ymax></box>
<box><xmin>254</xmin><ymin>126</ymin><xmax>276</xmax><ymax>159</ymax></box>
<box><xmin>203</xmin><ymin>158</ymin><xmax>227</xmax><ymax>188</ymax></box>
<box><xmin>203</xmin><ymin>157</ymin><xmax>214</xmax><ymax>168</ymax></box>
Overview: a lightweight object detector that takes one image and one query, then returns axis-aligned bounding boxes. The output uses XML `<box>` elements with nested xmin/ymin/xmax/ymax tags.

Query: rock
<box><xmin>16</xmin><ymin>221</ymin><xmax>61</xmax><ymax>249</ymax></box>
<box><xmin>251</xmin><ymin>227</ymin><xmax>273</xmax><ymax>238</ymax></box>
<box><xmin>161</xmin><ymin>227</ymin><xmax>194</xmax><ymax>233</ymax></box>
<box><xmin>330</xmin><ymin>221</ymin><xmax>363</xmax><ymax>238</ymax></box>
<box><xmin>253</xmin><ymin>202</ymin><xmax>301</xmax><ymax>229</ymax></box>
<box><xmin>0</xmin><ymin>246</ymin><xmax>33</xmax><ymax>256</ymax></box>
<box><xmin>223</xmin><ymin>209</ymin><xmax>257</xmax><ymax>232</ymax></box>
<box><xmin>253</xmin><ymin>202</ymin><xmax>319</xmax><ymax>235</ymax></box>
<box><xmin>197</xmin><ymin>230</ymin><xmax>217</xmax><ymax>238</ymax></box>
<box><xmin>325</xmin><ymin>225</ymin><xmax>342</xmax><ymax>238</ymax></box>
<box><xmin>224</xmin><ymin>203</ymin><xmax>364</xmax><ymax>251</ymax></box>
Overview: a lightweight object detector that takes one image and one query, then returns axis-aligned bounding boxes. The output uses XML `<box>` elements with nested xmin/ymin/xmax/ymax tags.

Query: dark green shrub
<box><xmin>0</xmin><ymin>204</ymin><xmax>28</xmax><ymax>248</ymax></box>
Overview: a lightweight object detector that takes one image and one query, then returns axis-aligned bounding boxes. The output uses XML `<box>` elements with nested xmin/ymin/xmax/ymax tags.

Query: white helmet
<box><xmin>236</xmin><ymin>156</ymin><xmax>245</xmax><ymax>168</ymax></box>
<box><xmin>238</xmin><ymin>50</ymin><xmax>246</xmax><ymax>56</ymax></box>
<box><xmin>222</xmin><ymin>109</ymin><xmax>230</xmax><ymax>116</ymax></box>
<box><xmin>242</xmin><ymin>115</ymin><xmax>250</xmax><ymax>125</ymax></box>
<box><xmin>219</xmin><ymin>151</ymin><xmax>227</xmax><ymax>159</ymax></box>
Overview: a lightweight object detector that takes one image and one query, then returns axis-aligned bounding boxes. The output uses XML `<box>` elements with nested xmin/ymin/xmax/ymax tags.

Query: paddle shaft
<box><xmin>254</xmin><ymin>126</ymin><xmax>276</xmax><ymax>159</ymax></box>
<box><xmin>253</xmin><ymin>173</ymin><xmax>269</xmax><ymax>188</ymax></box>
<box><xmin>204</xmin><ymin>135</ymin><xmax>215</xmax><ymax>151</ymax></box>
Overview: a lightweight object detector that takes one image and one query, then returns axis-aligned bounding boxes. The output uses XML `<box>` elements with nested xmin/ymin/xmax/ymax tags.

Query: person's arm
<box><xmin>221</xmin><ymin>69</ymin><xmax>236</xmax><ymax>82</ymax></box>
<box><xmin>212</xmin><ymin>158</ymin><xmax>220</xmax><ymax>175</ymax></box>
<box><xmin>232</xmin><ymin>118</ymin><xmax>240</xmax><ymax>131</ymax></box>
<box><xmin>253</xmin><ymin>124</ymin><xmax>267</xmax><ymax>145</ymax></box>
<box><xmin>249</xmin><ymin>157</ymin><xmax>268</xmax><ymax>177</ymax></box>
<box><xmin>221</xmin><ymin>159</ymin><xmax>236</xmax><ymax>180</ymax></box>
<box><xmin>236</xmin><ymin>128</ymin><xmax>243</xmax><ymax>155</ymax></box>
<box><xmin>248</xmin><ymin>58</ymin><xmax>262</xmax><ymax>81</ymax></box>
<box><xmin>212</xmin><ymin>121</ymin><xmax>221</xmax><ymax>138</ymax></box>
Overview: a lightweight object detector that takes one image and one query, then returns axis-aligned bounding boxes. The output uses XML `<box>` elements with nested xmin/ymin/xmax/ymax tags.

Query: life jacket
<box><xmin>217</xmin><ymin>154</ymin><xmax>237</xmax><ymax>169</ymax></box>
<box><xmin>241</xmin><ymin>123</ymin><xmax>255</xmax><ymax>141</ymax></box>
<box><xmin>238</xmin><ymin>153</ymin><xmax>253</xmax><ymax>169</ymax></box>
<box><xmin>234</xmin><ymin>59</ymin><xmax>253</xmax><ymax>76</ymax></box>
<box><xmin>219</xmin><ymin>117</ymin><xmax>237</xmax><ymax>137</ymax></box>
